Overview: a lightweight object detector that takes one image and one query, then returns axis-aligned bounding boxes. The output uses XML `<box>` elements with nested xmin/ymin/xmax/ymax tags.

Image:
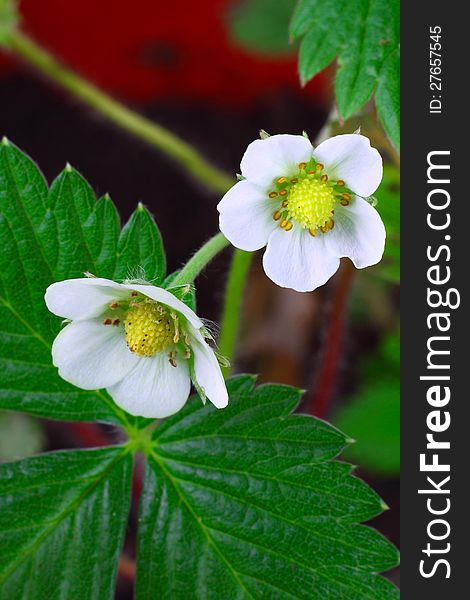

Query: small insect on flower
<box><xmin>45</xmin><ymin>278</ymin><xmax>228</xmax><ymax>418</ymax></box>
<box><xmin>217</xmin><ymin>133</ymin><xmax>386</xmax><ymax>292</ymax></box>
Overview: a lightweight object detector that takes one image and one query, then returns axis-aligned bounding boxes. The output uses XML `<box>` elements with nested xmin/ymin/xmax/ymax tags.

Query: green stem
<box><xmin>171</xmin><ymin>233</ymin><xmax>230</xmax><ymax>287</ymax></box>
<box><xmin>218</xmin><ymin>250</ymin><xmax>253</xmax><ymax>376</ymax></box>
<box><xmin>6</xmin><ymin>31</ymin><xmax>233</xmax><ymax>194</ymax></box>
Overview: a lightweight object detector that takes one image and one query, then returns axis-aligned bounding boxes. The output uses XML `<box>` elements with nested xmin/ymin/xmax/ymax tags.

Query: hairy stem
<box><xmin>6</xmin><ymin>31</ymin><xmax>233</xmax><ymax>194</ymax></box>
<box><xmin>171</xmin><ymin>233</ymin><xmax>230</xmax><ymax>287</ymax></box>
<box><xmin>218</xmin><ymin>250</ymin><xmax>252</xmax><ymax>376</ymax></box>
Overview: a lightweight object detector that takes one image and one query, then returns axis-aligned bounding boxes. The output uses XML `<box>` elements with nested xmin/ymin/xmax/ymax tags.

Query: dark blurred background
<box><xmin>0</xmin><ymin>0</ymin><xmax>400</xmax><ymax>594</ymax></box>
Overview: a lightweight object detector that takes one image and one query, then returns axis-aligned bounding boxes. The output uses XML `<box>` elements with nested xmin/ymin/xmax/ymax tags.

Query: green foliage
<box><xmin>114</xmin><ymin>202</ymin><xmax>166</xmax><ymax>284</ymax></box>
<box><xmin>0</xmin><ymin>143</ymin><xmax>398</xmax><ymax>597</ymax></box>
<box><xmin>376</xmin><ymin>49</ymin><xmax>400</xmax><ymax>151</ymax></box>
<box><xmin>335</xmin><ymin>332</ymin><xmax>400</xmax><ymax>476</ymax></box>
<box><xmin>290</xmin><ymin>0</ymin><xmax>400</xmax><ymax>149</ymax></box>
<box><xmin>229</xmin><ymin>0</ymin><xmax>297</xmax><ymax>56</ymax></box>
<box><xmin>0</xmin><ymin>139</ymin><xmax>166</xmax><ymax>425</ymax></box>
<box><xmin>136</xmin><ymin>376</ymin><xmax>398</xmax><ymax>599</ymax></box>
<box><xmin>0</xmin><ymin>447</ymin><xmax>132</xmax><ymax>599</ymax></box>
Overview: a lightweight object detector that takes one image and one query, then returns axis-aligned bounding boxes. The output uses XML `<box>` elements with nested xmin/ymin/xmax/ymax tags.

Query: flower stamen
<box><xmin>168</xmin><ymin>350</ymin><xmax>178</xmax><ymax>367</ymax></box>
<box><xmin>267</xmin><ymin>161</ymin><xmax>352</xmax><ymax>234</ymax></box>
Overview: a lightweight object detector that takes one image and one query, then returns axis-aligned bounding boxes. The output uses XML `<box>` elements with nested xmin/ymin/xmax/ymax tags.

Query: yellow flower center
<box><xmin>124</xmin><ymin>300</ymin><xmax>177</xmax><ymax>357</ymax></box>
<box><xmin>268</xmin><ymin>161</ymin><xmax>351</xmax><ymax>236</ymax></box>
<box><xmin>287</xmin><ymin>178</ymin><xmax>335</xmax><ymax>230</ymax></box>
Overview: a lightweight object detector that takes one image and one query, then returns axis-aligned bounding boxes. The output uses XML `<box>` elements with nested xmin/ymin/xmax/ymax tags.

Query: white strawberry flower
<box><xmin>45</xmin><ymin>278</ymin><xmax>228</xmax><ymax>418</ymax></box>
<box><xmin>217</xmin><ymin>133</ymin><xmax>385</xmax><ymax>292</ymax></box>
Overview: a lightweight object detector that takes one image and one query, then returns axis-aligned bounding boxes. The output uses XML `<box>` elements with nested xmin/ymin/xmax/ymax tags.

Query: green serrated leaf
<box><xmin>0</xmin><ymin>141</ymin><xmax>160</xmax><ymax>425</ymax></box>
<box><xmin>376</xmin><ymin>48</ymin><xmax>400</xmax><ymax>150</ymax></box>
<box><xmin>0</xmin><ymin>446</ymin><xmax>132</xmax><ymax>600</ymax></box>
<box><xmin>49</xmin><ymin>166</ymin><xmax>119</xmax><ymax>280</ymax></box>
<box><xmin>335</xmin><ymin>0</ymin><xmax>398</xmax><ymax>118</ymax></box>
<box><xmin>296</xmin><ymin>0</ymin><xmax>351</xmax><ymax>84</ymax></box>
<box><xmin>291</xmin><ymin>0</ymin><xmax>399</xmax><ymax>146</ymax></box>
<box><xmin>136</xmin><ymin>376</ymin><xmax>399</xmax><ymax>599</ymax></box>
<box><xmin>114</xmin><ymin>203</ymin><xmax>166</xmax><ymax>284</ymax></box>
<box><xmin>93</xmin><ymin>195</ymin><xmax>121</xmax><ymax>277</ymax></box>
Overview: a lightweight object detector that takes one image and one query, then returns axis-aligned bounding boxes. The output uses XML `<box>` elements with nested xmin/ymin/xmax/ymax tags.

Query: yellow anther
<box><xmin>273</xmin><ymin>210</ymin><xmax>282</xmax><ymax>221</ymax></box>
<box><xmin>170</xmin><ymin>311</ymin><xmax>180</xmax><ymax>343</ymax></box>
<box><xmin>298</xmin><ymin>162</ymin><xmax>307</xmax><ymax>170</ymax></box>
<box><xmin>169</xmin><ymin>350</ymin><xmax>178</xmax><ymax>368</ymax></box>
<box><xmin>269</xmin><ymin>191</ymin><xmax>278</xmax><ymax>198</ymax></box>
<box><xmin>320</xmin><ymin>219</ymin><xmax>335</xmax><ymax>233</ymax></box>
<box><xmin>281</xmin><ymin>199</ymin><xmax>289</xmax><ymax>208</ymax></box>
<box><xmin>337</xmin><ymin>179</ymin><xmax>345</xmax><ymax>187</ymax></box>
<box><xmin>291</xmin><ymin>177</ymin><xmax>298</xmax><ymax>184</ymax></box>
<box><xmin>340</xmin><ymin>198</ymin><xmax>350</xmax><ymax>206</ymax></box>
<box><xmin>309</xmin><ymin>228</ymin><xmax>317</xmax><ymax>237</ymax></box>
<box><xmin>316</xmin><ymin>163</ymin><xmax>324</xmax><ymax>171</ymax></box>
<box><xmin>277</xmin><ymin>176</ymin><xmax>288</xmax><ymax>185</ymax></box>
<box><xmin>320</xmin><ymin>174</ymin><xmax>328</xmax><ymax>182</ymax></box>
<box><xmin>340</xmin><ymin>192</ymin><xmax>351</xmax><ymax>206</ymax></box>
<box><xmin>280</xmin><ymin>219</ymin><xmax>289</xmax><ymax>229</ymax></box>
<box><xmin>279</xmin><ymin>189</ymin><xmax>287</xmax><ymax>196</ymax></box>
<box><xmin>284</xmin><ymin>221</ymin><xmax>293</xmax><ymax>231</ymax></box>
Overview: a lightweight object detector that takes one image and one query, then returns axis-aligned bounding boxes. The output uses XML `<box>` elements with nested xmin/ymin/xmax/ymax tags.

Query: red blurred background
<box><xmin>0</xmin><ymin>0</ymin><xmax>328</xmax><ymax>104</ymax></box>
